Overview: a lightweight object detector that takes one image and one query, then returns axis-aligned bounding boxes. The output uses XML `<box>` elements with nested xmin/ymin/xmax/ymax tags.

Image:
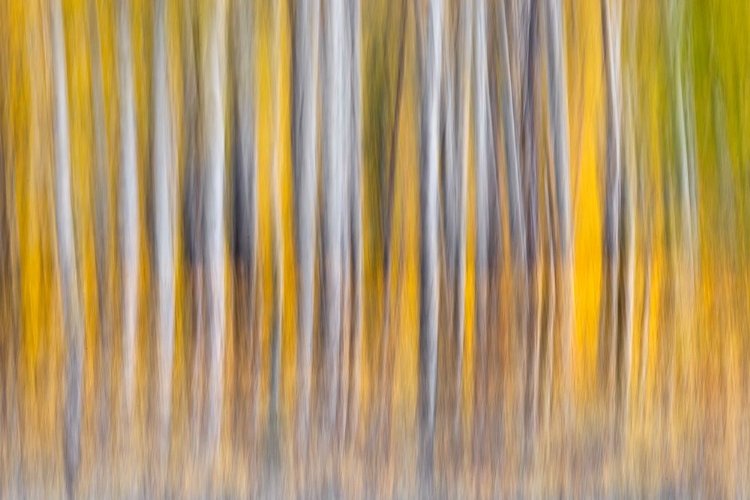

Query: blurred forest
<box><xmin>1</xmin><ymin>0</ymin><xmax>750</xmax><ymax>497</ymax></box>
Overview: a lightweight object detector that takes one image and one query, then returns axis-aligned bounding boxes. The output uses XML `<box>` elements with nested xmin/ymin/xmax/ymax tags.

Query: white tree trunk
<box><xmin>51</xmin><ymin>0</ymin><xmax>84</xmax><ymax>493</ymax></box>
<box><xmin>419</xmin><ymin>0</ymin><xmax>443</xmax><ymax>458</ymax></box>
<box><xmin>545</xmin><ymin>0</ymin><xmax>574</xmax><ymax>423</ymax></box>
<box><xmin>117</xmin><ymin>0</ymin><xmax>139</xmax><ymax>427</ymax></box>
<box><xmin>202</xmin><ymin>0</ymin><xmax>228</xmax><ymax>460</ymax></box>
<box><xmin>152</xmin><ymin>0</ymin><xmax>177</xmax><ymax>461</ymax></box>
<box><xmin>294</xmin><ymin>0</ymin><xmax>320</xmax><ymax>451</ymax></box>
<box><xmin>498</xmin><ymin>0</ymin><xmax>525</xmax><ymax>269</ymax></box>
<box><xmin>450</xmin><ymin>0</ymin><xmax>471</xmax><ymax>434</ymax></box>
<box><xmin>472</xmin><ymin>0</ymin><xmax>494</xmax><ymax>459</ymax></box>
<box><xmin>323</xmin><ymin>0</ymin><xmax>349</xmax><ymax>432</ymax></box>
<box><xmin>270</xmin><ymin>0</ymin><xmax>284</xmax><ymax>426</ymax></box>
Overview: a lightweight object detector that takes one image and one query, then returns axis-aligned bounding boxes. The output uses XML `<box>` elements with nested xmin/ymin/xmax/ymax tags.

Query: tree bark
<box><xmin>117</xmin><ymin>0</ymin><xmax>140</xmax><ymax>429</ymax></box>
<box><xmin>322</xmin><ymin>0</ymin><xmax>348</xmax><ymax>434</ymax></box>
<box><xmin>50</xmin><ymin>0</ymin><xmax>84</xmax><ymax>494</ymax></box>
<box><xmin>229</xmin><ymin>0</ymin><xmax>260</xmax><ymax>440</ymax></box>
<box><xmin>293</xmin><ymin>0</ymin><xmax>320</xmax><ymax>452</ymax></box>
<box><xmin>545</xmin><ymin>0</ymin><xmax>574</xmax><ymax>426</ymax></box>
<box><xmin>88</xmin><ymin>0</ymin><xmax>112</xmax><ymax>450</ymax></box>
<box><xmin>472</xmin><ymin>0</ymin><xmax>497</xmax><ymax>464</ymax></box>
<box><xmin>599</xmin><ymin>0</ymin><xmax>622</xmax><ymax>417</ymax></box>
<box><xmin>201</xmin><ymin>0</ymin><xmax>228</xmax><ymax>461</ymax></box>
<box><xmin>452</xmin><ymin>0</ymin><xmax>471</xmax><ymax>434</ymax></box>
<box><xmin>270</xmin><ymin>0</ymin><xmax>284</xmax><ymax>429</ymax></box>
<box><xmin>419</xmin><ymin>0</ymin><xmax>443</xmax><ymax>466</ymax></box>
<box><xmin>345</xmin><ymin>0</ymin><xmax>363</xmax><ymax>443</ymax></box>
<box><xmin>151</xmin><ymin>0</ymin><xmax>177</xmax><ymax>468</ymax></box>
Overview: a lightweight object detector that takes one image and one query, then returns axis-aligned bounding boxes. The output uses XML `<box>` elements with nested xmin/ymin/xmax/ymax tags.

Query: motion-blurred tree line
<box><xmin>1</xmin><ymin>0</ymin><xmax>750</xmax><ymax>497</ymax></box>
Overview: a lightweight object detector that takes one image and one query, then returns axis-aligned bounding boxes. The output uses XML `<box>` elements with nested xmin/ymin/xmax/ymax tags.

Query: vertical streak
<box><xmin>599</xmin><ymin>0</ymin><xmax>621</xmax><ymax>412</ymax></box>
<box><xmin>453</xmin><ymin>0</ymin><xmax>471</xmax><ymax>433</ymax></box>
<box><xmin>472</xmin><ymin>0</ymin><xmax>493</xmax><ymax>460</ymax></box>
<box><xmin>88</xmin><ymin>0</ymin><xmax>112</xmax><ymax>447</ymax></box>
<box><xmin>117</xmin><ymin>0</ymin><xmax>139</xmax><ymax>426</ymax></box>
<box><xmin>346</xmin><ymin>0</ymin><xmax>363</xmax><ymax>442</ymax></box>
<box><xmin>270</xmin><ymin>0</ymin><xmax>284</xmax><ymax>425</ymax></box>
<box><xmin>620</xmin><ymin>6</ymin><xmax>639</xmax><ymax>430</ymax></box>
<box><xmin>322</xmin><ymin>0</ymin><xmax>347</xmax><ymax>432</ymax></box>
<box><xmin>50</xmin><ymin>0</ymin><xmax>84</xmax><ymax>494</ymax></box>
<box><xmin>419</xmin><ymin>0</ymin><xmax>443</xmax><ymax>460</ymax></box>
<box><xmin>523</xmin><ymin>0</ymin><xmax>543</xmax><ymax>442</ymax></box>
<box><xmin>498</xmin><ymin>0</ymin><xmax>525</xmax><ymax>268</ymax></box>
<box><xmin>293</xmin><ymin>0</ymin><xmax>320</xmax><ymax>451</ymax></box>
<box><xmin>546</xmin><ymin>0</ymin><xmax>574</xmax><ymax>424</ymax></box>
<box><xmin>230</xmin><ymin>0</ymin><xmax>259</xmax><ymax>438</ymax></box>
<box><xmin>202</xmin><ymin>0</ymin><xmax>228</xmax><ymax>460</ymax></box>
<box><xmin>152</xmin><ymin>0</ymin><xmax>176</xmax><ymax>462</ymax></box>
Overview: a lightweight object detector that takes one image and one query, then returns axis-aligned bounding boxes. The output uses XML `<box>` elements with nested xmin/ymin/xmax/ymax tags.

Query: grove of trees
<box><xmin>1</xmin><ymin>0</ymin><xmax>750</xmax><ymax>497</ymax></box>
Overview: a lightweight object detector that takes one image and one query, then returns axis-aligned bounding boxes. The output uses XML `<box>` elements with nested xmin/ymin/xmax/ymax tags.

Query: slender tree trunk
<box><xmin>293</xmin><ymin>0</ymin><xmax>320</xmax><ymax>452</ymax></box>
<box><xmin>345</xmin><ymin>0</ymin><xmax>364</xmax><ymax>443</ymax></box>
<box><xmin>50</xmin><ymin>0</ymin><xmax>84</xmax><ymax>495</ymax></box>
<box><xmin>201</xmin><ymin>0</ymin><xmax>228</xmax><ymax>462</ymax></box>
<box><xmin>545</xmin><ymin>0</ymin><xmax>574</xmax><ymax>429</ymax></box>
<box><xmin>152</xmin><ymin>0</ymin><xmax>177</xmax><ymax>471</ymax></box>
<box><xmin>230</xmin><ymin>0</ymin><xmax>259</xmax><ymax>440</ymax></box>
<box><xmin>418</xmin><ymin>0</ymin><xmax>443</xmax><ymax>469</ymax></box>
<box><xmin>270</xmin><ymin>0</ymin><xmax>284</xmax><ymax>428</ymax></box>
<box><xmin>599</xmin><ymin>0</ymin><xmax>622</xmax><ymax>420</ymax></box>
<box><xmin>619</xmin><ymin>22</ymin><xmax>639</xmax><ymax>430</ymax></box>
<box><xmin>117</xmin><ymin>0</ymin><xmax>140</xmax><ymax>429</ymax></box>
<box><xmin>88</xmin><ymin>0</ymin><xmax>112</xmax><ymax>451</ymax></box>
<box><xmin>452</xmin><ymin>0</ymin><xmax>471</xmax><ymax>435</ymax></box>
<box><xmin>541</xmin><ymin>154</ymin><xmax>556</xmax><ymax>431</ymax></box>
<box><xmin>498</xmin><ymin>0</ymin><xmax>525</xmax><ymax>276</ymax></box>
<box><xmin>322</xmin><ymin>0</ymin><xmax>348</xmax><ymax>435</ymax></box>
<box><xmin>522</xmin><ymin>0</ymin><xmax>542</xmax><ymax>445</ymax></box>
<box><xmin>472</xmin><ymin>0</ymin><xmax>495</xmax><ymax>465</ymax></box>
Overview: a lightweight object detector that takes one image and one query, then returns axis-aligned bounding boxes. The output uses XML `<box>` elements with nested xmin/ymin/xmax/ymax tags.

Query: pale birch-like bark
<box><xmin>545</xmin><ymin>0</ymin><xmax>574</xmax><ymax>424</ymax></box>
<box><xmin>322</xmin><ymin>0</ymin><xmax>348</xmax><ymax>432</ymax></box>
<box><xmin>270</xmin><ymin>0</ymin><xmax>284</xmax><ymax>426</ymax></box>
<box><xmin>499</xmin><ymin>0</ymin><xmax>525</xmax><ymax>271</ymax></box>
<box><xmin>418</xmin><ymin>0</ymin><xmax>443</xmax><ymax>463</ymax></box>
<box><xmin>472</xmin><ymin>0</ymin><xmax>496</xmax><ymax>463</ymax></box>
<box><xmin>452</xmin><ymin>0</ymin><xmax>471</xmax><ymax>433</ymax></box>
<box><xmin>51</xmin><ymin>0</ymin><xmax>84</xmax><ymax>493</ymax></box>
<box><xmin>293</xmin><ymin>0</ymin><xmax>320</xmax><ymax>450</ymax></box>
<box><xmin>117</xmin><ymin>0</ymin><xmax>139</xmax><ymax>426</ymax></box>
<box><xmin>152</xmin><ymin>0</ymin><xmax>177</xmax><ymax>461</ymax></box>
<box><xmin>201</xmin><ymin>0</ymin><xmax>228</xmax><ymax>460</ymax></box>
